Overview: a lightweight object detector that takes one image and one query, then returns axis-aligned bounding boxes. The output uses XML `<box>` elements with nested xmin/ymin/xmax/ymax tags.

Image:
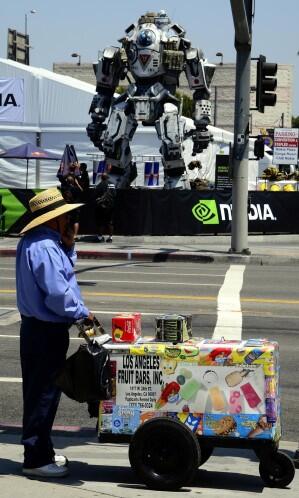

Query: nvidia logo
<box><xmin>192</xmin><ymin>200</ymin><xmax>219</xmax><ymax>224</ymax></box>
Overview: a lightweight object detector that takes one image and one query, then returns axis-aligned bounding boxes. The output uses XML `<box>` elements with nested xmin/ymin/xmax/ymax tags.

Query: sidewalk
<box><xmin>0</xmin><ymin>427</ymin><xmax>298</xmax><ymax>498</ymax></box>
<box><xmin>1</xmin><ymin>233</ymin><xmax>299</xmax><ymax>264</ymax></box>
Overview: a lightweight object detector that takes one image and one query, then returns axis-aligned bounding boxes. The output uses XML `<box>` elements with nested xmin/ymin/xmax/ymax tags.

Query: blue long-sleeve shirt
<box><xmin>16</xmin><ymin>226</ymin><xmax>89</xmax><ymax>323</ymax></box>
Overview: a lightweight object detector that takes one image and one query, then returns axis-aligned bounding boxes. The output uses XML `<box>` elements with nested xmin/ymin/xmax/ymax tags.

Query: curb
<box><xmin>76</xmin><ymin>249</ymin><xmax>217</xmax><ymax>263</ymax></box>
<box><xmin>1</xmin><ymin>247</ymin><xmax>299</xmax><ymax>265</ymax></box>
<box><xmin>0</xmin><ymin>249</ymin><xmax>16</xmax><ymax>257</ymax></box>
<box><xmin>0</xmin><ymin>247</ymin><xmax>251</xmax><ymax>264</ymax></box>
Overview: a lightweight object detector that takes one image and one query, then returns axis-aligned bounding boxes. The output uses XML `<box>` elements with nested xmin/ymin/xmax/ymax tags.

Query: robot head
<box><xmin>135</xmin><ymin>11</ymin><xmax>172</xmax><ymax>48</ymax></box>
<box><xmin>137</xmin><ymin>10</ymin><xmax>171</xmax><ymax>29</ymax></box>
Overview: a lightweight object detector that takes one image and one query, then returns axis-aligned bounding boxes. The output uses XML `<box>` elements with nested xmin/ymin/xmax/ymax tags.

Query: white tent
<box><xmin>0</xmin><ymin>58</ymin><xmax>271</xmax><ymax>189</ymax></box>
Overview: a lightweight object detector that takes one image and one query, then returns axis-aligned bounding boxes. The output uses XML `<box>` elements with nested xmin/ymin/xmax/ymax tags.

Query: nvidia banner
<box><xmin>0</xmin><ymin>78</ymin><xmax>24</xmax><ymax>122</ymax></box>
<box><xmin>1</xmin><ymin>188</ymin><xmax>299</xmax><ymax>235</ymax></box>
<box><xmin>113</xmin><ymin>190</ymin><xmax>299</xmax><ymax>235</ymax></box>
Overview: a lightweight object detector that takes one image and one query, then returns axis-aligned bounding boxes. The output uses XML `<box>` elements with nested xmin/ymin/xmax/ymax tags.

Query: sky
<box><xmin>1</xmin><ymin>0</ymin><xmax>299</xmax><ymax>116</ymax></box>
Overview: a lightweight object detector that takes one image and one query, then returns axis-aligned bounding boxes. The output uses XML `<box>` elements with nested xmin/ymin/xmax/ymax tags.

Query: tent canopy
<box><xmin>0</xmin><ymin>58</ymin><xmax>271</xmax><ymax>189</ymax></box>
<box><xmin>0</xmin><ymin>142</ymin><xmax>61</xmax><ymax>160</ymax></box>
<box><xmin>0</xmin><ymin>142</ymin><xmax>61</xmax><ymax>188</ymax></box>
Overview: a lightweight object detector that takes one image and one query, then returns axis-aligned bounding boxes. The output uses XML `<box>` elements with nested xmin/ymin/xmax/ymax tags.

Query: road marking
<box><xmin>0</xmin><ymin>307</ymin><xmax>170</xmax><ymax>317</ymax></box>
<box><xmin>0</xmin><ymin>276</ymin><xmax>221</xmax><ymax>287</ymax></box>
<box><xmin>1</xmin><ymin>289</ymin><xmax>299</xmax><ymax>305</ymax></box>
<box><xmin>0</xmin><ymin>377</ymin><xmax>21</xmax><ymax>383</ymax></box>
<box><xmin>78</xmin><ymin>270</ymin><xmax>225</xmax><ymax>277</ymax></box>
<box><xmin>213</xmin><ymin>264</ymin><xmax>245</xmax><ymax>340</ymax></box>
<box><xmin>0</xmin><ymin>267</ymin><xmax>225</xmax><ymax>277</ymax></box>
<box><xmin>77</xmin><ymin>279</ymin><xmax>220</xmax><ymax>287</ymax></box>
<box><xmin>0</xmin><ymin>311</ymin><xmax>20</xmax><ymax>325</ymax></box>
<box><xmin>0</xmin><ymin>335</ymin><xmax>83</xmax><ymax>340</ymax></box>
<box><xmin>82</xmin><ymin>291</ymin><xmax>216</xmax><ymax>300</ymax></box>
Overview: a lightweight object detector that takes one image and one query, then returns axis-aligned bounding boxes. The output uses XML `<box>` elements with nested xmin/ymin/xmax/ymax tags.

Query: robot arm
<box><xmin>87</xmin><ymin>47</ymin><xmax>127</xmax><ymax>150</ymax></box>
<box><xmin>184</xmin><ymin>48</ymin><xmax>215</xmax><ymax>154</ymax></box>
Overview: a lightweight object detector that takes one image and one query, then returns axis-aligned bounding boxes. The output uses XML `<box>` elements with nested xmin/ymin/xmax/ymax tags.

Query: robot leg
<box><xmin>155</xmin><ymin>102</ymin><xmax>190</xmax><ymax>189</ymax></box>
<box><xmin>102</xmin><ymin>103</ymin><xmax>138</xmax><ymax>188</ymax></box>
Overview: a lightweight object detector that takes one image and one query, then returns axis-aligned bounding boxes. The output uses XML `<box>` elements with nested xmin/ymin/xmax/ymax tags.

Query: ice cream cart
<box><xmin>96</xmin><ymin>334</ymin><xmax>295</xmax><ymax>490</ymax></box>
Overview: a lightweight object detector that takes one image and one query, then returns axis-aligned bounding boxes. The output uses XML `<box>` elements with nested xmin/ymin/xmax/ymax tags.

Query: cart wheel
<box><xmin>259</xmin><ymin>450</ymin><xmax>295</xmax><ymax>488</ymax></box>
<box><xmin>198</xmin><ymin>444</ymin><xmax>213</xmax><ymax>466</ymax></box>
<box><xmin>129</xmin><ymin>417</ymin><xmax>200</xmax><ymax>490</ymax></box>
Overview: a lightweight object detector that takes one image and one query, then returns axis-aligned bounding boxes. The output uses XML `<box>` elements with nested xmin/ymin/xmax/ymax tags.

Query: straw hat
<box><xmin>20</xmin><ymin>188</ymin><xmax>83</xmax><ymax>234</ymax></box>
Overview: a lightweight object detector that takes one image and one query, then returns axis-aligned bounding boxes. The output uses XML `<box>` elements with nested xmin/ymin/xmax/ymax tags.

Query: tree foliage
<box><xmin>292</xmin><ymin>115</ymin><xmax>299</xmax><ymax>128</ymax></box>
<box><xmin>175</xmin><ymin>91</ymin><xmax>193</xmax><ymax>119</ymax></box>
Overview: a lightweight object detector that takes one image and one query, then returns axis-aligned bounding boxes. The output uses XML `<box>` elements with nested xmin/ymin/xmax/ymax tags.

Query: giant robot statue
<box><xmin>87</xmin><ymin>10</ymin><xmax>215</xmax><ymax>189</ymax></box>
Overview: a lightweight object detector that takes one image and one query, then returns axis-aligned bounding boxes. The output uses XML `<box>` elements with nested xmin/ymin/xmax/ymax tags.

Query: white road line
<box><xmin>0</xmin><ymin>335</ymin><xmax>19</xmax><ymax>338</ymax></box>
<box><xmin>0</xmin><ymin>307</ymin><xmax>167</xmax><ymax>317</ymax></box>
<box><xmin>212</xmin><ymin>264</ymin><xmax>245</xmax><ymax>340</ymax></box>
<box><xmin>0</xmin><ymin>377</ymin><xmax>21</xmax><ymax>383</ymax></box>
<box><xmin>77</xmin><ymin>279</ymin><xmax>220</xmax><ymax>286</ymax></box>
<box><xmin>77</xmin><ymin>270</ymin><xmax>225</xmax><ymax>277</ymax></box>
<box><xmin>0</xmin><ymin>267</ymin><xmax>225</xmax><ymax>278</ymax></box>
<box><xmin>0</xmin><ymin>335</ymin><xmax>82</xmax><ymax>340</ymax></box>
<box><xmin>0</xmin><ymin>312</ymin><xmax>20</xmax><ymax>326</ymax></box>
<box><xmin>1</xmin><ymin>277</ymin><xmax>221</xmax><ymax>286</ymax></box>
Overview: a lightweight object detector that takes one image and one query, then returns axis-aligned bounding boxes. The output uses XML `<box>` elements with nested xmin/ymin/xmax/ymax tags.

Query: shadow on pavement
<box><xmin>0</xmin><ymin>456</ymin><xmax>283</xmax><ymax>493</ymax></box>
<box><xmin>193</xmin><ymin>468</ymin><xmax>264</xmax><ymax>493</ymax></box>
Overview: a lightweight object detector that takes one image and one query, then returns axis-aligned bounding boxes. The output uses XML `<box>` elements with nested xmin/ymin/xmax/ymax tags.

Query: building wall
<box><xmin>53</xmin><ymin>62</ymin><xmax>293</xmax><ymax>135</ymax></box>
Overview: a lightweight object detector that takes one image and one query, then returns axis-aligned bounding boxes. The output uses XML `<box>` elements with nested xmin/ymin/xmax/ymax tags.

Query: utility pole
<box><xmin>229</xmin><ymin>0</ymin><xmax>253</xmax><ymax>254</ymax></box>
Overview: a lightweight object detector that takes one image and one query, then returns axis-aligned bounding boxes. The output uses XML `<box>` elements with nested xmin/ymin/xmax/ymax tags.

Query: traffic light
<box><xmin>254</xmin><ymin>135</ymin><xmax>265</xmax><ymax>159</ymax></box>
<box><xmin>256</xmin><ymin>55</ymin><xmax>277</xmax><ymax>113</ymax></box>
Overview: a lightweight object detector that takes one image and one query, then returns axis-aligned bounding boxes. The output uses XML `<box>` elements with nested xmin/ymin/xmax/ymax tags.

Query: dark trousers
<box><xmin>20</xmin><ymin>316</ymin><xmax>69</xmax><ymax>468</ymax></box>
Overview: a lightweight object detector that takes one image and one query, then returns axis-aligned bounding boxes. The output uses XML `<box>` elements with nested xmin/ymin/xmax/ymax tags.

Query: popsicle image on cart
<box><xmin>225</xmin><ymin>369</ymin><xmax>250</xmax><ymax>387</ymax></box>
<box><xmin>155</xmin><ymin>382</ymin><xmax>180</xmax><ymax>409</ymax></box>
<box><xmin>208</xmin><ymin>386</ymin><xmax>226</xmax><ymax>411</ymax></box>
<box><xmin>240</xmin><ymin>382</ymin><xmax>263</xmax><ymax>411</ymax></box>
<box><xmin>176</xmin><ymin>378</ymin><xmax>205</xmax><ymax>405</ymax></box>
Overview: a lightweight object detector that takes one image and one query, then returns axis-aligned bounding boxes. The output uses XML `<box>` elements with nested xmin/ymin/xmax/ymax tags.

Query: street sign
<box><xmin>273</xmin><ymin>128</ymin><xmax>299</xmax><ymax>165</ymax></box>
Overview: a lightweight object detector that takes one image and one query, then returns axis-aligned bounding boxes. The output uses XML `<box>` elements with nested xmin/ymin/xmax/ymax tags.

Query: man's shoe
<box><xmin>53</xmin><ymin>454</ymin><xmax>68</xmax><ymax>467</ymax></box>
<box><xmin>106</xmin><ymin>236</ymin><xmax>112</xmax><ymax>243</ymax></box>
<box><xmin>22</xmin><ymin>463</ymin><xmax>69</xmax><ymax>478</ymax></box>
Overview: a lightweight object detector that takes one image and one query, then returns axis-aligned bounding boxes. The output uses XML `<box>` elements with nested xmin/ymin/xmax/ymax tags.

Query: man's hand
<box><xmin>61</xmin><ymin>224</ymin><xmax>75</xmax><ymax>249</ymax></box>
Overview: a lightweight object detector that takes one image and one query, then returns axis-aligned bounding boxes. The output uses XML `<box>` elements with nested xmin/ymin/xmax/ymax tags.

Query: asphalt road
<box><xmin>0</xmin><ymin>257</ymin><xmax>298</xmax><ymax>441</ymax></box>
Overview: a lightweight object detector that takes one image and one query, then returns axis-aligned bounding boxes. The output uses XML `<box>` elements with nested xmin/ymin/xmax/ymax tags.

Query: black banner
<box><xmin>86</xmin><ymin>190</ymin><xmax>299</xmax><ymax>235</ymax></box>
<box><xmin>3</xmin><ymin>188</ymin><xmax>299</xmax><ymax>235</ymax></box>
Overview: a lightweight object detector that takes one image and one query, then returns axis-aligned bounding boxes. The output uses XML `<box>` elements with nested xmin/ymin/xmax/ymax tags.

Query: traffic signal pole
<box><xmin>230</xmin><ymin>0</ymin><xmax>253</xmax><ymax>254</ymax></box>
